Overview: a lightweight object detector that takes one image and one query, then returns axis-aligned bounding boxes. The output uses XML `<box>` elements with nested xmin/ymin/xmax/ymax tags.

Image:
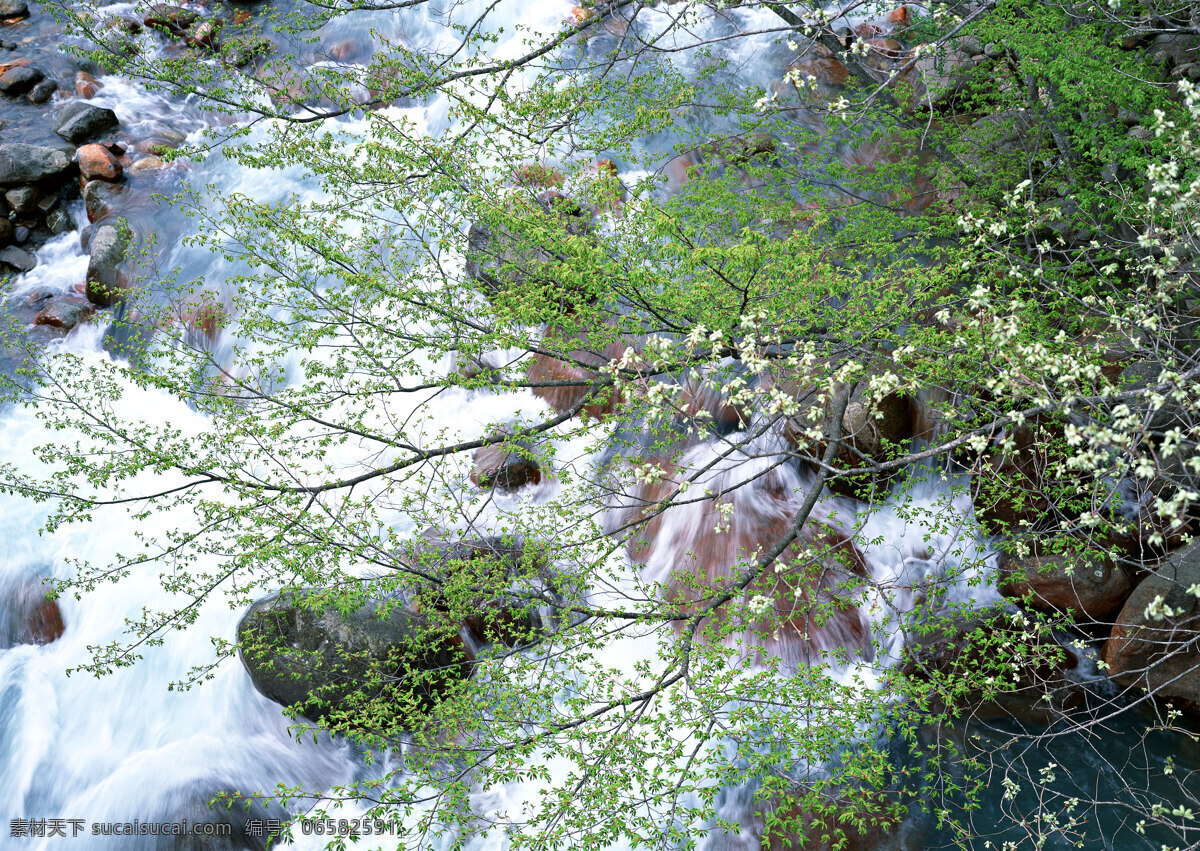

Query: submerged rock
<box><xmin>128</xmin><ymin>154</ymin><xmax>166</xmax><ymax>174</ymax></box>
<box><xmin>74</xmin><ymin>71</ymin><xmax>101</xmax><ymax>98</ymax></box>
<box><xmin>1</xmin><ymin>583</ymin><xmax>64</xmax><ymax>647</ymax></box>
<box><xmin>83</xmin><ymin>178</ymin><xmax>124</xmax><ymax>222</ymax></box>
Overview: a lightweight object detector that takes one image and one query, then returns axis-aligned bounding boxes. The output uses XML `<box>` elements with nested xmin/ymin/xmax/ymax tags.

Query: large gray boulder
<box><xmin>55</xmin><ymin>102</ymin><xmax>120</xmax><ymax>143</ymax></box>
<box><xmin>0</xmin><ymin>144</ymin><xmax>72</xmax><ymax>186</ymax></box>
<box><xmin>0</xmin><ymin>246</ymin><xmax>36</xmax><ymax>273</ymax></box>
<box><xmin>238</xmin><ymin>589</ymin><xmax>474</xmax><ymax>728</ymax></box>
<box><xmin>0</xmin><ymin>0</ymin><xmax>29</xmax><ymax>17</ymax></box>
<box><xmin>85</xmin><ymin>222</ymin><xmax>131</xmax><ymax>307</ymax></box>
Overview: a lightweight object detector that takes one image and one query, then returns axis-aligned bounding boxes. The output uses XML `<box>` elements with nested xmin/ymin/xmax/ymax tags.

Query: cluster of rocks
<box><xmin>0</xmin><ymin>113</ymin><xmax>133</xmax><ymax>329</ymax></box>
<box><xmin>0</xmin><ymin>58</ymin><xmax>56</xmax><ymax>104</ymax></box>
<box><xmin>0</xmin><ymin>9</ymin><xmax>121</xmax><ymax>284</ymax></box>
<box><xmin>107</xmin><ymin>3</ymin><xmax>274</xmax><ymax>70</ymax></box>
<box><xmin>0</xmin><ymin>143</ymin><xmax>73</xmax><ymax>274</ymax></box>
<box><xmin>0</xmin><ymin>13</ymin><xmax>188</xmax><ymax>332</ymax></box>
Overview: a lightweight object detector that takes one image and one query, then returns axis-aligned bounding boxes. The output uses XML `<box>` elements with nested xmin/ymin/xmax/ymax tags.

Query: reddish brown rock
<box><xmin>863</xmin><ymin>37</ymin><xmax>904</xmax><ymax>76</ymax></box>
<box><xmin>1102</xmin><ymin>543</ymin><xmax>1200</xmax><ymax>706</ymax></box>
<box><xmin>25</xmin><ymin>598</ymin><xmax>64</xmax><ymax>644</ymax></box>
<box><xmin>74</xmin><ymin>70</ymin><xmax>102</xmax><ymax>98</ymax></box>
<box><xmin>182</xmin><ymin>299</ymin><xmax>225</xmax><ymax>343</ymax></box>
<box><xmin>4</xmin><ymin>584</ymin><xmax>65</xmax><ymax>647</ymax></box>
<box><xmin>327</xmin><ymin>35</ymin><xmax>372</xmax><ymax>62</ymax></box>
<box><xmin>527</xmin><ymin>328</ymin><xmax>626</xmax><ymax>420</ymax></box>
<box><xmin>617</xmin><ymin>460</ymin><xmax>873</xmax><ymax>669</ymax></box>
<box><xmin>867</xmin><ymin>37</ymin><xmax>904</xmax><ymax>58</ymax></box>
<box><xmin>34</xmin><ymin>297</ymin><xmax>93</xmax><ymax>332</ymax></box>
<box><xmin>105</xmin><ymin>15</ymin><xmax>142</xmax><ymax>34</ymax></box>
<box><xmin>678</xmin><ymin>379</ymin><xmax>748</xmax><ymax>434</ymax></box>
<box><xmin>887</xmin><ymin>5</ymin><xmax>911</xmax><ymax>27</ymax></box>
<box><xmin>129</xmin><ymin>154</ymin><xmax>166</xmax><ymax>173</ymax></box>
<box><xmin>186</xmin><ymin>19</ymin><xmax>221</xmax><ymax>50</ymax></box>
<box><xmin>788</xmin><ymin>45</ymin><xmax>850</xmax><ymax>90</ymax></box>
<box><xmin>470</xmin><ymin>441</ymin><xmax>542</xmax><ymax>492</ymax></box>
<box><xmin>78</xmin><ymin>143</ymin><xmax>123</xmax><ymax>181</ymax></box>
<box><xmin>1000</xmin><ymin>549</ymin><xmax>1132</xmax><ymax>622</ymax></box>
<box><xmin>568</xmin><ymin>5</ymin><xmax>597</xmax><ymax>26</ymax></box>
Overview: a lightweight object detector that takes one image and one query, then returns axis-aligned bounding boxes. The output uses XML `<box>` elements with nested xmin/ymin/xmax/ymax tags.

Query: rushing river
<box><xmin>0</xmin><ymin>0</ymin><xmax>1193</xmax><ymax>848</ymax></box>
